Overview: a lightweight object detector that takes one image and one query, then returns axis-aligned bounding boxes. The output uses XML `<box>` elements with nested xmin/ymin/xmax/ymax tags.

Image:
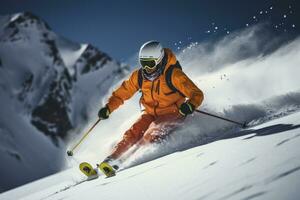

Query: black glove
<box><xmin>98</xmin><ymin>106</ymin><xmax>110</xmax><ymax>119</ymax></box>
<box><xmin>179</xmin><ymin>102</ymin><xmax>195</xmax><ymax>116</ymax></box>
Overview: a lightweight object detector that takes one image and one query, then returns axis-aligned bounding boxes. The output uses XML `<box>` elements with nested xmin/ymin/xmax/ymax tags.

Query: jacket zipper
<box><xmin>151</xmin><ymin>81</ymin><xmax>158</xmax><ymax>117</ymax></box>
<box><xmin>156</xmin><ymin>80</ymin><xmax>160</xmax><ymax>95</ymax></box>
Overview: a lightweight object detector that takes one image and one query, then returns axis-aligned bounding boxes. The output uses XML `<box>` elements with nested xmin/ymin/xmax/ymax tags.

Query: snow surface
<box><xmin>1</xmin><ymin>111</ymin><xmax>300</xmax><ymax>200</ymax></box>
<box><xmin>57</xmin><ymin>40</ymin><xmax>87</xmax><ymax>76</ymax></box>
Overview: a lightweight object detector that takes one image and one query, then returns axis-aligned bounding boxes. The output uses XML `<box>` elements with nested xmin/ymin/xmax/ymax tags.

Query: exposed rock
<box><xmin>75</xmin><ymin>44</ymin><xmax>112</xmax><ymax>75</ymax></box>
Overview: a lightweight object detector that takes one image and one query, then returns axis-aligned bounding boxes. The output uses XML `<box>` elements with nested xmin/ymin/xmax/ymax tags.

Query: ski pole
<box><xmin>67</xmin><ymin>119</ymin><xmax>101</xmax><ymax>156</ymax></box>
<box><xmin>195</xmin><ymin>110</ymin><xmax>247</xmax><ymax>128</ymax></box>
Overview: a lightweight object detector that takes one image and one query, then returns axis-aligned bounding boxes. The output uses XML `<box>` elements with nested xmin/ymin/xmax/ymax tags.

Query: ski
<box><xmin>79</xmin><ymin>162</ymin><xmax>99</xmax><ymax>180</ymax></box>
<box><xmin>79</xmin><ymin>161</ymin><xmax>118</xmax><ymax>179</ymax></box>
<box><xmin>98</xmin><ymin>162</ymin><xmax>117</xmax><ymax>178</ymax></box>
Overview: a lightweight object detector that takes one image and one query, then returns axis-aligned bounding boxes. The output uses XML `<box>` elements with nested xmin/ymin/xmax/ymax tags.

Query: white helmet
<box><xmin>139</xmin><ymin>41</ymin><xmax>165</xmax><ymax>73</ymax></box>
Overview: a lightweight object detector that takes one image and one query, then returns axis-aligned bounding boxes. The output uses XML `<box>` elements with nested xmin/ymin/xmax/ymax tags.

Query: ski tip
<box><xmin>67</xmin><ymin>150</ymin><xmax>73</xmax><ymax>156</ymax></box>
<box><xmin>98</xmin><ymin>162</ymin><xmax>116</xmax><ymax>178</ymax></box>
<box><xmin>79</xmin><ymin>162</ymin><xmax>98</xmax><ymax>178</ymax></box>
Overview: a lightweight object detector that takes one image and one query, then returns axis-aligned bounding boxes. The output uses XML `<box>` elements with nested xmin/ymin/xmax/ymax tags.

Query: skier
<box><xmin>97</xmin><ymin>41</ymin><xmax>204</xmax><ymax>175</ymax></box>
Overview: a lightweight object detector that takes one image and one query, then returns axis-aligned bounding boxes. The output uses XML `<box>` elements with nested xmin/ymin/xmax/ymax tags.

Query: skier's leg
<box><xmin>142</xmin><ymin>113</ymin><xmax>184</xmax><ymax>144</ymax></box>
<box><xmin>109</xmin><ymin>113</ymin><xmax>154</xmax><ymax>159</ymax></box>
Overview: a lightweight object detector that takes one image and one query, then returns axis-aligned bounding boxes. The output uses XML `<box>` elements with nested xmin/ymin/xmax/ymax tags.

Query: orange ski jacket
<box><xmin>106</xmin><ymin>48</ymin><xmax>204</xmax><ymax>116</ymax></box>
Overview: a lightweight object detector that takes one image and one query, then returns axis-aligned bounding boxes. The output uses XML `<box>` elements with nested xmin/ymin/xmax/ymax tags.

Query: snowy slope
<box><xmin>1</xmin><ymin>111</ymin><xmax>300</xmax><ymax>200</ymax></box>
<box><xmin>66</xmin><ymin>24</ymin><xmax>300</xmax><ymax>167</ymax></box>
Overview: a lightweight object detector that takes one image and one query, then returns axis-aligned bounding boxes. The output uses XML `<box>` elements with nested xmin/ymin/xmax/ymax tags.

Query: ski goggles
<box><xmin>140</xmin><ymin>58</ymin><xmax>159</xmax><ymax>70</ymax></box>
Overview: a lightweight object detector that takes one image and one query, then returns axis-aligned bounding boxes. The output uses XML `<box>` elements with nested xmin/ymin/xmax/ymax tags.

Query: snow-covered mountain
<box><xmin>0</xmin><ymin>12</ymin><xmax>127</xmax><ymax>192</ymax></box>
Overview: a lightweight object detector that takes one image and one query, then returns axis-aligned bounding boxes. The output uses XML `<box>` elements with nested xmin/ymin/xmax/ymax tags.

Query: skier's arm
<box><xmin>172</xmin><ymin>68</ymin><xmax>204</xmax><ymax>108</ymax></box>
<box><xmin>106</xmin><ymin>70</ymin><xmax>140</xmax><ymax>113</ymax></box>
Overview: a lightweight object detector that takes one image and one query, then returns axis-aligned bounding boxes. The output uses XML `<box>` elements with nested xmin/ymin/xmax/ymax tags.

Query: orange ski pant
<box><xmin>110</xmin><ymin>112</ymin><xmax>184</xmax><ymax>159</ymax></box>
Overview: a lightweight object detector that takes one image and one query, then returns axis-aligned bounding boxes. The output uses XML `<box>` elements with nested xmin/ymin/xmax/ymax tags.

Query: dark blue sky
<box><xmin>1</xmin><ymin>0</ymin><xmax>299</xmax><ymax>61</ymax></box>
